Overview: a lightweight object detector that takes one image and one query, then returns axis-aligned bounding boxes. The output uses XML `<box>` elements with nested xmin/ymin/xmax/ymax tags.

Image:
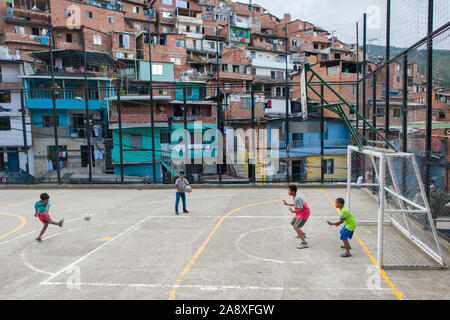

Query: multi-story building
<box><xmin>0</xmin><ymin>56</ymin><xmax>33</xmax><ymax>179</ymax></box>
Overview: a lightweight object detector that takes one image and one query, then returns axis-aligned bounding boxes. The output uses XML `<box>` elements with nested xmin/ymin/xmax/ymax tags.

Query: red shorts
<box><xmin>38</xmin><ymin>214</ymin><xmax>51</xmax><ymax>223</ymax></box>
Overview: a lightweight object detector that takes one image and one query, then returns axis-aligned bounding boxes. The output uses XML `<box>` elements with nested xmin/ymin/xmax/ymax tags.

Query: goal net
<box><xmin>347</xmin><ymin>146</ymin><xmax>447</xmax><ymax>269</ymax></box>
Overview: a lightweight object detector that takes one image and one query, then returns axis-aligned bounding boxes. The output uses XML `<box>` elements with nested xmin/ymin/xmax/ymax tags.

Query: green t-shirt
<box><xmin>339</xmin><ymin>207</ymin><xmax>357</xmax><ymax>231</ymax></box>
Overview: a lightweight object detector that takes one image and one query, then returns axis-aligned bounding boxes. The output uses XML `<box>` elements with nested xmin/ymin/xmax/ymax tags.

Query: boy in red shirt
<box><xmin>283</xmin><ymin>185</ymin><xmax>310</xmax><ymax>249</ymax></box>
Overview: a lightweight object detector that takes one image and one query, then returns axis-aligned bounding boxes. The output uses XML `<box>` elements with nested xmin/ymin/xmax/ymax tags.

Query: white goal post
<box><xmin>347</xmin><ymin>146</ymin><xmax>447</xmax><ymax>269</ymax></box>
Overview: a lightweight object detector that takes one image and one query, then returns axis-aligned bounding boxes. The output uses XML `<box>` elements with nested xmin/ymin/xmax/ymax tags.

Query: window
<box><xmin>250</xmin><ymin>67</ymin><xmax>256</xmax><ymax>75</ymax></box>
<box><xmin>152</xmin><ymin>64</ymin><xmax>163</xmax><ymax>75</ymax></box>
<box><xmin>133</xmin><ymin>7</ymin><xmax>140</xmax><ymax>13</ymax></box>
<box><xmin>162</xmin><ymin>11</ymin><xmax>173</xmax><ymax>18</ymax></box>
<box><xmin>109</xmin><ymin>17</ymin><xmax>115</xmax><ymax>24</ymax></box>
<box><xmin>86</xmin><ymin>11</ymin><xmax>93</xmax><ymax>18</ymax></box>
<box><xmin>324</xmin><ymin>159</ymin><xmax>334</xmax><ymax>174</ymax></box>
<box><xmin>335</xmin><ymin>53</ymin><xmax>341</xmax><ymax>60</ymax></box>
<box><xmin>162</xmin><ymin>0</ymin><xmax>173</xmax><ymax>5</ymax></box>
<box><xmin>159</xmin><ymin>88</ymin><xmax>168</xmax><ymax>95</ymax></box>
<box><xmin>271</xmin><ymin>71</ymin><xmax>276</xmax><ymax>79</ymax></box>
<box><xmin>93</xmin><ymin>35</ymin><xmax>102</xmax><ymax>45</ymax></box>
<box><xmin>118</xmin><ymin>34</ymin><xmax>130</xmax><ymax>48</ymax></box>
<box><xmin>130</xmin><ymin>135</ymin><xmax>142</xmax><ymax>149</ymax></box>
<box><xmin>170</xmin><ymin>57</ymin><xmax>181</xmax><ymax>65</ymax></box>
<box><xmin>66</xmin><ymin>33</ymin><xmax>73</xmax><ymax>43</ymax></box>
<box><xmin>42</xmin><ymin>115</ymin><xmax>59</xmax><ymax>128</ymax></box>
<box><xmin>31</xmin><ymin>28</ymin><xmax>40</xmax><ymax>36</ymax></box>
<box><xmin>393</xmin><ymin>109</ymin><xmax>401</xmax><ymax>118</ymax></box>
<box><xmin>397</xmin><ymin>76</ymin><xmax>400</xmax><ymax>83</ymax></box>
<box><xmin>0</xmin><ymin>91</ymin><xmax>11</xmax><ymax>103</ymax></box>
<box><xmin>64</xmin><ymin>9</ymin><xmax>72</xmax><ymax>17</ymax></box>
<box><xmin>250</xmin><ymin>51</ymin><xmax>255</xmax><ymax>59</ymax></box>
<box><xmin>176</xmin><ymin>39</ymin><xmax>185</xmax><ymax>47</ymax></box>
<box><xmin>377</xmin><ymin>108</ymin><xmax>384</xmax><ymax>117</ymax></box>
<box><xmin>254</xmin><ymin>18</ymin><xmax>260</xmax><ymax>26</ymax></box>
<box><xmin>13</xmin><ymin>26</ymin><xmax>26</xmax><ymax>34</ymax></box>
<box><xmin>163</xmin><ymin>26</ymin><xmax>171</xmax><ymax>33</ymax></box>
<box><xmin>134</xmin><ymin>22</ymin><xmax>141</xmax><ymax>30</ymax></box>
<box><xmin>232</xmin><ymin>65</ymin><xmax>239</xmax><ymax>73</ymax></box>
<box><xmin>314</xmin><ymin>43</ymin><xmax>319</xmax><ymax>49</ymax></box>
<box><xmin>241</xmin><ymin>97</ymin><xmax>251</xmax><ymax>109</ymax></box>
<box><xmin>0</xmin><ymin>117</ymin><xmax>11</xmax><ymax>131</ymax></box>
<box><xmin>192</xmin><ymin>106</ymin><xmax>201</xmax><ymax>116</ymax></box>
<box><xmin>222</xmin><ymin>64</ymin><xmax>228</xmax><ymax>72</ymax></box>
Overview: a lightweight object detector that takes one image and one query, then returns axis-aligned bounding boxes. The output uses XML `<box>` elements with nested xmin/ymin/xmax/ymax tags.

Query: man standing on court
<box><xmin>174</xmin><ymin>171</ymin><xmax>189</xmax><ymax>215</ymax></box>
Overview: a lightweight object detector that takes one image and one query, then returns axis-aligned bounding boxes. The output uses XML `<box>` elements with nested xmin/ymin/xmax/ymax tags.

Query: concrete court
<box><xmin>0</xmin><ymin>187</ymin><xmax>448</xmax><ymax>300</ymax></box>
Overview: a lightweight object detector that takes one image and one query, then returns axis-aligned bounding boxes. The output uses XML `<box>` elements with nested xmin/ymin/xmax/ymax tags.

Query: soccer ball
<box><xmin>185</xmin><ymin>185</ymin><xmax>192</xmax><ymax>193</ymax></box>
<box><xmin>84</xmin><ymin>214</ymin><xmax>92</xmax><ymax>221</ymax></box>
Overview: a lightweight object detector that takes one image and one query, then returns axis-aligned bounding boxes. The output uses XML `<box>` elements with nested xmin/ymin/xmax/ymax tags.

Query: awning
<box><xmin>29</xmin><ymin>49</ymin><xmax>117</xmax><ymax>68</ymax></box>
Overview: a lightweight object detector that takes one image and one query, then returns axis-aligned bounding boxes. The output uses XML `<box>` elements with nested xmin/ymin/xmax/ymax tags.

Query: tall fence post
<box><xmin>251</xmin><ymin>83</ymin><xmax>256</xmax><ymax>184</ymax></box>
<box><xmin>425</xmin><ymin>0</ymin><xmax>434</xmax><ymax>199</ymax></box>
<box><xmin>356</xmin><ymin>22</ymin><xmax>360</xmax><ymax>133</ymax></box>
<box><xmin>402</xmin><ymin>54</ymin><xmax>408</xmax><ymax>153</ymax></box>
<box><xmin>20</xmin><ymin>89</ymin><xmax>30</xmax><ymax>184</ymax></box>
<box><xmin>117</xmin><ymin>84</ymin><xmax>124</xmax><ymax>184</ymax></box>
<box><xmin>385</xmin><ymin>0</ymin><xmax>391</xmax><ymax>146</ymax></box>
<box><xmin>49</xmin><ymin>27</ymin><xmax>61</xmax><ymax>184</ymax></box>
<box><xmin>82</xmin><ymin>30</ymin><xmax>93</xmax><ymax>183</ymax></box>
<box><xmin>183</xmin><ymin>85</ymin><xmax>188</xmax><ymax>177</ymax></box>
<box><xmin>147</xmin><ymin>28</ymin><xmax>157</xmax><ymax>184</ymax></box>
<box><xmin>372</xmin><ymin>72</ymin><xmax>377</xmax><ymax>141</ymax></box>
<box><xmin>320</xmin><ymin>84</ymin><xmax>325</xmax><ymax>184</ymax></box>
<box><xmin>362</xmin><ymin>13</ymin><xmax>367</xmax><ymax>144</ymax></box>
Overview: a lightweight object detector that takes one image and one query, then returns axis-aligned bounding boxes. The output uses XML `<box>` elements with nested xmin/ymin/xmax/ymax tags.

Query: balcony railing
<box><xmin>279</xmin><ymin>139</ymin><xmax>350</xmax><ymax>150</ymax></box>
<box><xmin>25</xmin><ymin>89</ymin><xmax>101</xmax><ymax>100</ymax></box>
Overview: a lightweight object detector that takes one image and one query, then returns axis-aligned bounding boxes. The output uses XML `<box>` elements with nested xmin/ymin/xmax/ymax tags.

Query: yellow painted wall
<box><xmin>307</xmin><ymin>154</ymin><xmax>347</xmax><ymax>181</ymax></box>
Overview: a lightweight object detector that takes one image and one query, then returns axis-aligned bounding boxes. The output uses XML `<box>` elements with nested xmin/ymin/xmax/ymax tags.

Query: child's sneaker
<box><xmin>35</xmin><ymin>238</ymin><xmax>42</xmax><ymax>242</ymax></box>
<box><xmin>341</xmin><ymin>253</ymin><xmax>352</xmax><ymax>258</ymax></box>
<box><xmin>297</xmin><ymin>242</ymin><xmax>309</xmax><ymax>249</ymax></box>
<box><xmin>59</xmin><ymin>218</ymin><xmax>64</xmax><ymax>228</ymax></box>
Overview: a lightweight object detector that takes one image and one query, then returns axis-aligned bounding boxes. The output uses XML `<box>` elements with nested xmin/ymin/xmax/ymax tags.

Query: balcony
<box><xmin>177</xmin><ymin>15</ymin><xmax>203</xmax><ymax>25</ymax></box>
<box><xmin>250</xmin><ymin>58</ymin><xmax>293</xmax><ymax>70</ymax></box>
<box><xmin>24</xmin><ymin>89</ymin><xmax>107</xmax><ymax>110</ymax></box>
<box><xmin>279</xmin><ymin>139</ymin><xmax>350</xmax><ymax>150</ymax></box>
<box><xmin>182</xmin><ymin>31</ymin><xmax>204</xmax><ymax>40</ymax></box>
<box><xmin>4</xmin><ymin>32</ymin><xmax>50</xmax><ymax>46</ymax></box>
<box><xmin>231</xmin><ymin>17</ymin><xmax>251</xmax><ymax>29</ymax></box>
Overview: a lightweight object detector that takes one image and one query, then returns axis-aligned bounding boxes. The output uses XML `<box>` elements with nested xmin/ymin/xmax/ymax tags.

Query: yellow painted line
<box><xmin>0</xmin><ymin>212</ymin><xmax>27</xmax><ymax>239</ymax></box>
<box><xmin>168</xmin><ymin>199</ymin><xmax>280</xmax><ymax>300</ymax></box>
<box><xmin>101</xmin><ymin>237</ymin><xmax>112</xmax><ymax>241</ymax></box>
<box><xmin>317</xmin><ymin>190</ymin><xmax>405</xmax><ymax>300</ymax></box>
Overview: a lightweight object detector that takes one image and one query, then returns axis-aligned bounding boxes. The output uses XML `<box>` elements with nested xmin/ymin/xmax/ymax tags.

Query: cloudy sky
<box><xmin>245</xmin><ymin>0</ymin><xmax>447</xmax><ymax>48</ymax></box>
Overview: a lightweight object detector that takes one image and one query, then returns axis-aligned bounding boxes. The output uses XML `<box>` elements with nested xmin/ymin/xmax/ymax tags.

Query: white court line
<box><xmin>235</xmin><ymin>227</ymin><xmax>306</xmax><ymax>265</ymax></box>
<box><xmin>40</xmin><ymin>214</ymin><xmax>154</xmax><ymax>285</ymax></box>
<box><xmin>21</xmin><ymin>227</ymin><xmax>82</xmax><ymax>276</ymax></box>
<box><xmin>41</xmin><ymin>281</ymin><xmax>391</xmax><ymax>292</ymax></box>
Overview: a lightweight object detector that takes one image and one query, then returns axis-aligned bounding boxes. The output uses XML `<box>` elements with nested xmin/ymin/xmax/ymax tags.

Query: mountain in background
<box><xmin>367</xmin><ymin>44</ymin><xmax>450</xmax><ymax>88</ymax></box>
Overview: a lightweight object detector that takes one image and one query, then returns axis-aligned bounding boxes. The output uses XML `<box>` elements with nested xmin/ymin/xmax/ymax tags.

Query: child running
<box><xmin>34</xmin><ymin>193</ymin><xmax>64</xmax><ymax>242</ymax></box>
<box><xmin>327</xmin><ymin>198</ymin><xmax>357</xmax><ymax>258</ymax></box>
<box><xmin>283</xmin><ymin>185</ymin><xmax>310</xmax><ymax>249</ymax></box>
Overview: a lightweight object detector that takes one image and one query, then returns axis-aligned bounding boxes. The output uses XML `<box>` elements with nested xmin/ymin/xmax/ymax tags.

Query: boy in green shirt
<box><xmin>327</xmin><ymin>198</ymin><xmax>357</xmax><ymax>258</ymax></box>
